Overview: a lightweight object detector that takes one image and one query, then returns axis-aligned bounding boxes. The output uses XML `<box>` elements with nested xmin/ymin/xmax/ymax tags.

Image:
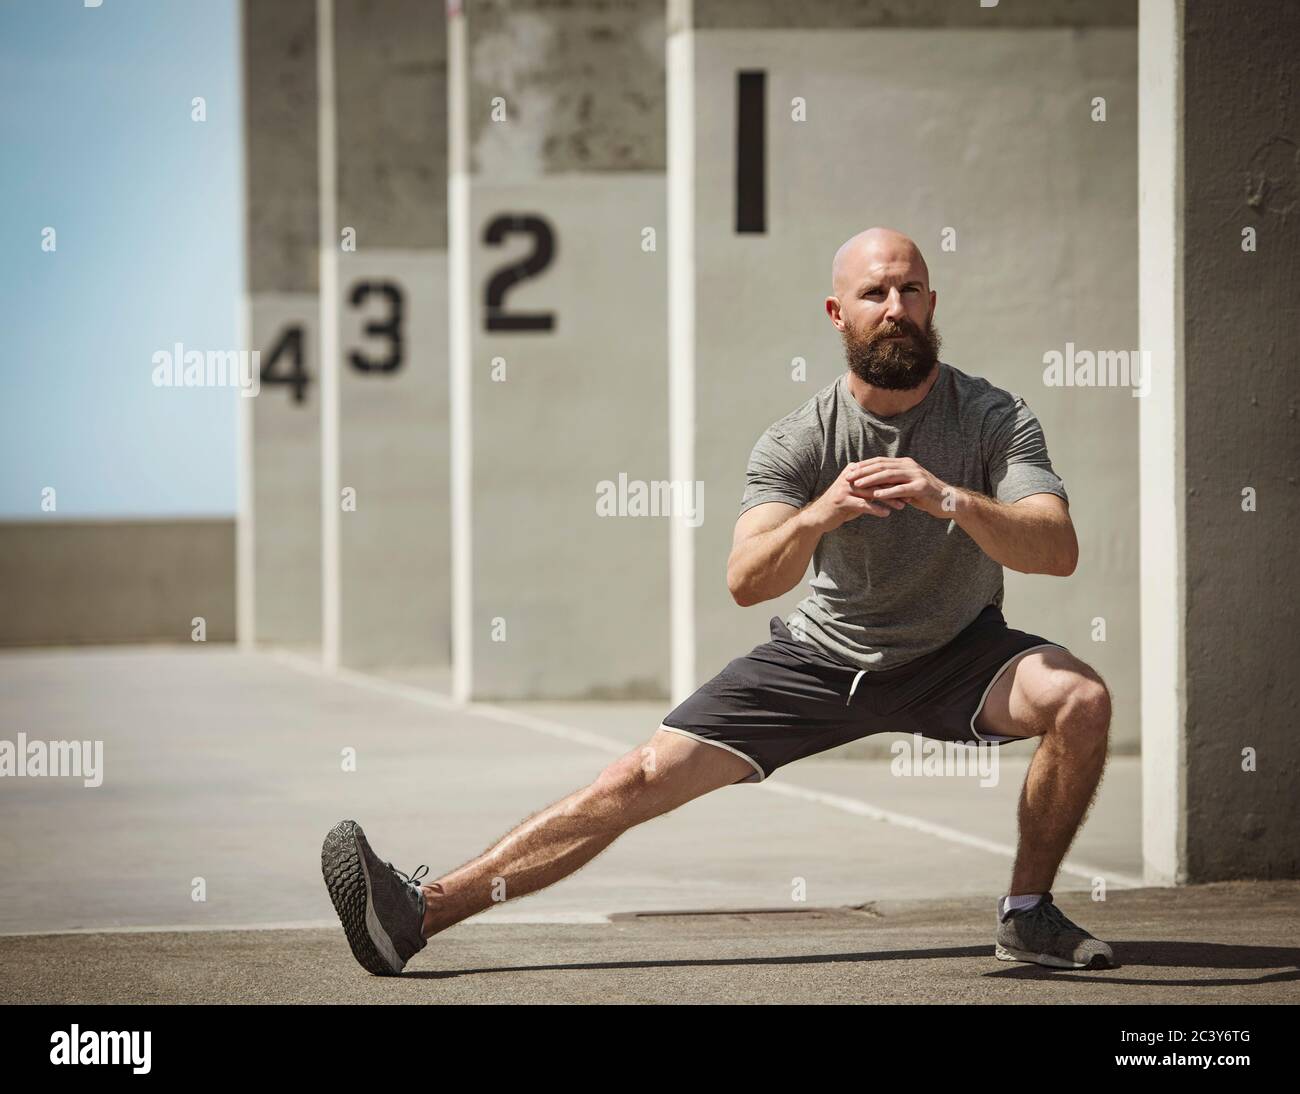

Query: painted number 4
<box><xmin>260</xmin><ymin>281</ymin><xmax>407</xmax><ymax>403</ymax></box>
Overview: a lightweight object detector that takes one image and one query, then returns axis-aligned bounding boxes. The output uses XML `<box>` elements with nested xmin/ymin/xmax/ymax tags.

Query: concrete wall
<box><xmin>690</xmin><ymin>0</ymin><xmax>1136</xmax><ymax>30</ymax></box>
<box><xmin>0</xmin><ymin>521</ymin><xmax>235</xmax><ymax>646</ymax></box>
<box><xmin>1182</xmin><ymin>0</ymin><xmax>1299</xmax><ymax>879</ymax></box>
<box><xmin>674</xmin><ymin>2</ymin><xmax>1142</xmax><ymax>750</ymax></box>
<box><xmin>330</xmin><ymin>0</ymin><xmax>452</xmax><ymax>670</ymax></box>
<box><xmin>335</xmin><ymin>0</ymin><xmax>448</xmax><ymax>252</ymax></box>
<box><xmin>241</xmin><ymin>0</ymin><xmax>322</xmax><ymax>649</ymax></box>
<box><xmin>243</xmin><ymin>1</ymin><xmax>319</xmax><ymax>296</ymax></box>
<box><xmin>455</xmin><ymin>0</ymin><xmax>671</xmax><ymax>699</ymax></box>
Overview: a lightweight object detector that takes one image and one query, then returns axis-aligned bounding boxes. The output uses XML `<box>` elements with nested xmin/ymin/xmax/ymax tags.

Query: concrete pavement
<box><xmin>2</xmin><ymin>882</ymin><xmax>1296</xmax><ymax>1004</ymax></box>
<box><xmin>4</xmin><ymin>645</ymin><xmax>1287</xmax><ymax>1006</ymax></box>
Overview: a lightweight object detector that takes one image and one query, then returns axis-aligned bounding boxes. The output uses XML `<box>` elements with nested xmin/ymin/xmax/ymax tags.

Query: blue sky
<box><xmin>0</xmin><ymin>0</ymin><xmax>242</xmax><ymax>517</ymax></box>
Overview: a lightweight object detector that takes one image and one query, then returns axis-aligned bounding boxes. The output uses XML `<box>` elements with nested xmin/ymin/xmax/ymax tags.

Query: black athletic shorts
<box><xmin>661</xmin><ymin>605</ymin><xmax>1066</xmax><ymax>784</ymax></box>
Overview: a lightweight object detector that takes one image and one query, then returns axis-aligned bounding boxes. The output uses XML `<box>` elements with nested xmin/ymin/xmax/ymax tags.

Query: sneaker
<box><xmin>321</xmin><ymin>819</ymin><xmax>430</xmax><ymax>976</ymax></box>
<box><xmin>995</xmin><ymin>893</ymin><xmax>1114</xmax><ymax>970</ymax></box>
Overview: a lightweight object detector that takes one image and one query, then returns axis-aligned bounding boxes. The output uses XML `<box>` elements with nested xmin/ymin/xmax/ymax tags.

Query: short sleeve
<box><xmin>738</xmin><ymin>428</ymin><xmax>815</xmax><ymax>516</ymax></box>
<box><xmin>986</xmin><ymin>397</ymin><xmax>1069</xmax><ymax>505</ymax></box>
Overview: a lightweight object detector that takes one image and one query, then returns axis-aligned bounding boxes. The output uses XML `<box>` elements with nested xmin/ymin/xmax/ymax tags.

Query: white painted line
<box><xmin>233</xmin><ymin>0</ymin><xmax>253</xmax><ymax>649</ymax></box>
<box><xmin>666</xmin><ymin>14</ymin><xmax>696</xmax><ymax>706</ymax></box>
<box><xmin>755</xmin><ymin>781</ymin><xmax>1146</xmax><ymax>890</ymax></box>
<box><xmin>447</xmin><ymin>4</ymin><xmax>473</xmax><ymax>704</ymax></box>
<box><xmin>1138</xmin><ymin>0</ymin><xmax>1185</xmax><ymax>889</ymax></box>
<box><xmin>270</xmin><ymin>652</ymin><xmax>1145</xmax><ymax>889</ymax></box>
<box><xmin>318</xmin><ymin>0</ymin><xmax>341</xmax><ymax>673</ymax></box>
<box><xmin>269</xmin><ymin>650</ymin><xmax>626</xmax><ymax>755</ymax></box>
<box><xmin>236</xmin><ymin>290</ymin><xmax>255</xmax><ymax>648</ymax></box>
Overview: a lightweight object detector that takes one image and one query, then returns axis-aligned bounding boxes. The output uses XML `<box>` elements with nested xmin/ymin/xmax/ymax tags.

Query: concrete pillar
<box><xmin>667</xmin><ymin>0</ymin><xmax>1142</xmax><ymax>758</ymax></box>
<box><xmin>1139</xmin><ymin>0</ymin><xmax>1300</xmax><ymax>884</ymax></box>
<box><xmin>317</xmin><ymin>1</ymin><xmax>450</xmax><ymax>673</ymax></box>
<box><xmin>448</xmin><ymin>0</ymin><xmax>669</xmax><ymax>700</ymax></box>
<box><xmin>239</xmin><ymin>0</ymin><xmax>321</xmax><ymax>651</ymax></box>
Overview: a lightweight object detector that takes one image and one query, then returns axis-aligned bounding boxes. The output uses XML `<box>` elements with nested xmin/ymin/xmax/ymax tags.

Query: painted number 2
<box><xmin>483</xmin><ymin>214</ymin><xmax>556</xmax><ymax>332</ymax></box>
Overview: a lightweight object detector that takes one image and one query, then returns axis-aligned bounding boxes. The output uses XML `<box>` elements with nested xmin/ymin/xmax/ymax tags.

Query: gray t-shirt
<box><xmin>738</xmin><ymin>363</ymin><xmax>1068</xmax><ymax>671</ymax></box>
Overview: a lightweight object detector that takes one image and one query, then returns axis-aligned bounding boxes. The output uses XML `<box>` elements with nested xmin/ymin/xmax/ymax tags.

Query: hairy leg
<box><xmin>420</xmin><ymin>727</ymin><xmax>755</xmax><ymax>936</ymax></box>
<box><xmin>976</xmin><ymin>647</ymin><xmax>1112</xmax><ymax>895</ymax></box>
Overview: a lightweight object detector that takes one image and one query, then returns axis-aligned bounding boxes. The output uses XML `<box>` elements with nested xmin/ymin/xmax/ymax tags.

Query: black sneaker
<box><xmin>321</xmin><ymin>820</ymin><xmax>429</xmax><ymax>976</ymax></box>
<box><xmin>995</xmin><ymin>893</ymin><xmax>1114</xmax><ymax>970</ymax></box>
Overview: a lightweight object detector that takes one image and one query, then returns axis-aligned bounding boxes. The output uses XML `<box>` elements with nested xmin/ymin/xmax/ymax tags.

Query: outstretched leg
<box><xmin>419</xmin><ymin>727</ymin><xmax>754</xmax><ymax>936</ymax></box>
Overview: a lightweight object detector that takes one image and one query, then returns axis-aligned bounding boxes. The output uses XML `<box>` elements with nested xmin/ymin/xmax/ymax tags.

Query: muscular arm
<box><xmin>727</xmin><ymin>461</ymin><xmax>903</xmax><ymax>606</ymax></box>
<box><xmin>725</xmin><ymin>503</ymin><xmax>822</xmax><ymax>607</ymax></box>
<box><xmin>951</xmin><ymin>489</ymin><xmax>1078</xmax><ymax>577</ymax></box>
<box><xmin>853</xmin><ymin>457</ymin><xmax>1078</xmax><ymax>576</ymax></box>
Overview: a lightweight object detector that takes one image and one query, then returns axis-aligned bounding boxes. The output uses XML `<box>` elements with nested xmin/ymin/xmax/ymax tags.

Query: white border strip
<box><xmin>447</xmin><ymin>2</ymin><xmax>473</xmax><ymax>703</ymax></box>
<box><xmin>317</xmin><ymin>0</ymin><xmax>341</xmax><ymax>673</ymax></box>
<box><xmin>1138</xmin><ymin>0</ymin><xmax>1186</xmax><ymax>887</ymax></box>
<box><xmin>236</xmin><ymin>293</ymin><xmax>255</xmax><ymax>649</ymax></box>
<box><xmin>234</xmin><ymin>0</ymin><xmax>254</xmax><ymax>650</ymax></box>
<box><xmin>667</xmin><ymin>6</ymin><xmax>696</xmax><ymax>705</ymax></box>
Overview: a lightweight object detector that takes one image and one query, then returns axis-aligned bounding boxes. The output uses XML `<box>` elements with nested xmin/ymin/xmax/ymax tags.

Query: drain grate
<box><xmin>610</xmin><ymin>904</ymin><xmax>881</xmax><ymax>924</ymax></box>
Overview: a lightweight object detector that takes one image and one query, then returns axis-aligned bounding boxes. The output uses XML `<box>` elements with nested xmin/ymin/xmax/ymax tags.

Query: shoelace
<box><xmin>1033</xmin><ymin>896</ymin><xmax>1083</xmax><ymax>935</ymax></box>
<box><xmin>385</xmin><ymin>862</ymin><xmax>430</xmax><ymax>889</ymax></box>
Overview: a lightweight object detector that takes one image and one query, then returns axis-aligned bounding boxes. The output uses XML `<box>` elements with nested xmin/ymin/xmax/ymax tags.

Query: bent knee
<box><xmin>1043</xmin><ymin>665</ymin><xmax>1111</xmax><ymax>744</ymax></box>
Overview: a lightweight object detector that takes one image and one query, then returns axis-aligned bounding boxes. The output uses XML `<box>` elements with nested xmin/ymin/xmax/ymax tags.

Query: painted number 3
<box><xmin>348</xmin><ymin>281</ymin><xmax>403</xmax><ymax>373</ymax></box>
<box><xmin>259</xmin><ymin>281</ymin><xmax>406</xmax><ymax>403</ymax></box>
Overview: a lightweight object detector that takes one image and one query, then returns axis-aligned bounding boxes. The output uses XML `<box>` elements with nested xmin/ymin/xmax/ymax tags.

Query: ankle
<box><xmin>998</xmin><ymin>892</ymin><xmax>1047</xmax><ymax>921</ymax></box>
<box><xmin>420</xmin><ymin>882</ymin><xmax>453</xmax><ymax>938</ymax></box>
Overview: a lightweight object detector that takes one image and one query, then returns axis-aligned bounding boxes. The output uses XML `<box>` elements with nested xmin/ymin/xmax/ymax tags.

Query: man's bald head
<box><xmin>826</xmin><ymin>227</ymin><xmax>941</xmax><ymax>392</ymax></box>
<box><xmin>831</xmin><ymin>227</ymin><xmax>929</xmax><ymax>296</ymax></box>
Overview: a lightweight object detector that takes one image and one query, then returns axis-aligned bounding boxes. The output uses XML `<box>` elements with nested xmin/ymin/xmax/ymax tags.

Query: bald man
<box><xmin>322</xmin><ymin>227</ymin><xmax>1114</xmax><ymax>977</ymax></box>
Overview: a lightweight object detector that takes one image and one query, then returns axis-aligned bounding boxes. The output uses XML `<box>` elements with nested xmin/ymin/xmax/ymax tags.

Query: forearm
<box><xmin>952</xmin><ymin>489</ymin><xmax>1078</xmax><ymax>576</ymax></box>
<box><xmin>727</xmin><ymin>508</ymin><xmax>825</xmax><ymax>606</ymax></box>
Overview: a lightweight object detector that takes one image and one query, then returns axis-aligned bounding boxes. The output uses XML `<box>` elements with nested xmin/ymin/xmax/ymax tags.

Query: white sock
<box><xmin>999</xmin><ymin>892</ymin><xmax>1046</xmax><ymax>922</ymax></box>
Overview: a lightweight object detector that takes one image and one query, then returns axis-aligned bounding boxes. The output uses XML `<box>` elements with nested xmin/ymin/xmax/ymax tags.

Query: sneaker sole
<box><xmin>321</xmin><ymin>819</ymin><xmax>404</xmax><ymax>976</ymax></box>
<box><xmin>995</xmin><ymin>943</ymin><xmax>1110</xmax><ymax>970</ymax></box>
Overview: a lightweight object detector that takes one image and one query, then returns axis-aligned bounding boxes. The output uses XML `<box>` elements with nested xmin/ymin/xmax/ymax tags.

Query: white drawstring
<box><xmin>846</xmin><ymin>669</ymin><xmax>867</xmax><ymax>706</ymax></box>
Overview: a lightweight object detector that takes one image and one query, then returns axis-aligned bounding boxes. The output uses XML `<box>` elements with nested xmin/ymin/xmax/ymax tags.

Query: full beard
<box><xmin>842</xmin><ymin>314</ymin><xmax>943</xmax><ymax>391</ymax></box>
